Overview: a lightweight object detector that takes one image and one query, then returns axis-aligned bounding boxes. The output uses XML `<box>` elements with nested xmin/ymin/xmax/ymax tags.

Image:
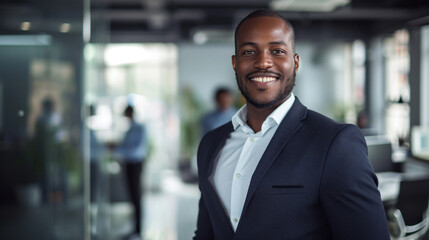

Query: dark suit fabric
<box><xmin>193</xmin><ymin>98</ymin><xmax>390</xmax><ymax>240</ymax></box>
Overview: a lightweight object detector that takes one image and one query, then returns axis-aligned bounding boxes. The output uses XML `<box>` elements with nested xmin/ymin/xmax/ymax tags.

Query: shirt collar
<box><xmin>231</xmin><ymin>93</ymin><xmax>295</xmax><ymax>131</ymax></box>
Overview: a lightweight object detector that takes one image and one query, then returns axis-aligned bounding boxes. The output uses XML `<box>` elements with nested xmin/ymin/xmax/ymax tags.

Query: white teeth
<box><xmin>251</xmin><ymin>77</ymin><xmax>276</xmax><ymax>82</ymax></box>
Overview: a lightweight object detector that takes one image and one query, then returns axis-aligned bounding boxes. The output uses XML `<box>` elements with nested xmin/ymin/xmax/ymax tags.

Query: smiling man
<box><xmin>193</xmin><ymin>10</ymin><xmax>390</xmax><ymax>240</ymax></box>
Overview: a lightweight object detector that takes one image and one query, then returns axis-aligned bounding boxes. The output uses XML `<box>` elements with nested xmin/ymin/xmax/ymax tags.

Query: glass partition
<box><xmin>0</xmin><ymin>1</ymin><xmax>87</xmax><ymax>239</ymax></box>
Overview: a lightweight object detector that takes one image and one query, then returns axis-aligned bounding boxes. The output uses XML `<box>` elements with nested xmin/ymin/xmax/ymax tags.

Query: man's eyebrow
<box><xmin>269</xmin><ymin>41</ymin><xmax>288</xmax><ymax>46</ymax></box>
<box><xmin>239</xmin><ymin>41</ymin><xmax>288</xmax><ymax>48</ymax></box>
<box><xmin>239</xmin><ymin>42</ymin><xmax>257</xmax><ymax>48</ymax></box>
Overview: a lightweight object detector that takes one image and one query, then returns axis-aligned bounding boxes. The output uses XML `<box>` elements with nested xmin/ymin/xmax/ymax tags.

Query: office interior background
<box><xmin>1</xmin><ymin>0</ymin><xmax>429</xmax><ymax>239</ymax></box>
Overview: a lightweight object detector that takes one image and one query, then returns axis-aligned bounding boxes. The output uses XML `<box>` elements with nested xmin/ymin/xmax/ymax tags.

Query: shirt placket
<box><xmin>230</xmin><ymin>133</ymin><xmax>258</xmax><ymax>230</ymax></box>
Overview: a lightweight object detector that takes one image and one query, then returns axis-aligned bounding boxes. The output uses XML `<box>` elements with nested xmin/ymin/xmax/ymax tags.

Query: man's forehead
<box><xmin>237</xmin><ymin>17</ymin><xmax>291</xmax><ymax>42</ymax></box>
<box><xmin>238</xmin><ymin>17</ymin><xmax>289</xmax><ymax>35</ymax></box>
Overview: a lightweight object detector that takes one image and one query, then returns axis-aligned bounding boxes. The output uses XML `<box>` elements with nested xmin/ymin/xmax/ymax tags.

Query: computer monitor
<box><xmin>365</xmin><ymin>136</ymin><xmax>395</xmax><ymax>172</ymax></box>
<box><xmin>411</xmin><ymin>126</ymin><xmax>429</xmax><ymax>161</ymax></box>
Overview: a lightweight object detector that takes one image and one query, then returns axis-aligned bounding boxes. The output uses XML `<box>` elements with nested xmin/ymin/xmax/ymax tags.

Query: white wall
<box><xmin>178</xmin><ymin>43</ymin><xmax>238</xmax><ymax>112</ymax></box>
<box><xmin>294</xmin><ymin>42</ymin><xmax>348</xmax><ymax>118</ymax></box>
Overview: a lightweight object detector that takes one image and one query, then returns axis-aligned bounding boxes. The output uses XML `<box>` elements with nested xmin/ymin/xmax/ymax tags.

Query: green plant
<box><xmin>180</xmin><ymin>87</ymin><xmax>203</xmax><ymax>160</ymax></box>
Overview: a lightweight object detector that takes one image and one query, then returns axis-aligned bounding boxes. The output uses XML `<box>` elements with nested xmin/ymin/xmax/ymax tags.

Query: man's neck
<box><xmin>245</xmin><ymin>95</ymin><xmax>290</xmax><ymax>133</ymax></box>
<box><xmin>246</xmin><ymin>104</ymin><xmax>279</xmax><ymax>133</ymax></box>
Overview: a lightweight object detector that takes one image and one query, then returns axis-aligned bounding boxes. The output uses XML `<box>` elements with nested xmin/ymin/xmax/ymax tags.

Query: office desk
<box><xmin>377</xmin><ymin>158</ymin><xmax>429</xmax><ymax>203</ymax></box>
<box><xmin>377</xmin><ymin>172</ymin><xmax>401</xmax><ymax>202</ymax></box>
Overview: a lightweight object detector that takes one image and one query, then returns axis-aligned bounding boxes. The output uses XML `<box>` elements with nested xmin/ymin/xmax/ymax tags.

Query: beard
<box><xmin>236</xmin><ymin>70</ymin><xmax>296</xmax><ymax>109</ymax></box>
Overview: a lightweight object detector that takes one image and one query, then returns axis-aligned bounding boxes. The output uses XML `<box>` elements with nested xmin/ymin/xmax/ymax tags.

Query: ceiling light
<box><xmin>191</xmin><ymin>29</ymin><xmax>234</xmax><ymax>44</ymax></box>
<box><xmin>104</xmin><ymin>44</ymin><xmax>148</xmax><ymax>66</ymax></box>
<box><xmin>270</xmin><ymin>0</ymin><xmax>350</xmax><ymax>12</ymax></box>
<box><xmin>193</xmin><ymin>32</ymin><xmax>208</xmax><ymax>45</ymax></box>
<box><xmin>60</xmin><ymin>23</ymin><xmax>71</xmax><ymax>33</ymax></box>
<box><xmin>0</xmin><ymin>35</ymin><xmax>52</xmax><ymax>46</ymax></box>
<box><xmin>21</xmin><ymin>22</ymin><xmax>31</xmax><ymax>31</ymax></box>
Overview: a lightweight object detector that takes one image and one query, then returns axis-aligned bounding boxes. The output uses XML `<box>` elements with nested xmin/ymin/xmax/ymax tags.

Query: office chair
<box><xmin>365</xmin><ymin>135</ymin><xmax>395</xmax><ymax>172</ymax></box>
<box><xmin>387</xmin><ymin>175</ymin><xmax>429</xmax><ymax>240</ymax></box>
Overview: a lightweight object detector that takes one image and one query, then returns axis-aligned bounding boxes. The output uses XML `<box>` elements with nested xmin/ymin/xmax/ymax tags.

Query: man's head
<box><xmin>215</xmin><ymin>87</ymin><xmax>234</xmax><ymax>111</ymax></box>
<box><xmin>124</xmin><ymin>105</ymin><xmax>134</xmax><ymax>119</ymax></box>
<box><xmin>42</xmin><ymin>97</ymin><xmax>54</xmax><ymax>114</ymax></box>
<box><xmin>234</xmin><ymin>10</ymin><xmax>296</xmax><ymax>55</ymax></box>
<box><xmin>232</xmin><ymin>9</ymin><xmax>299</xmax><ymax>109</ymax></box>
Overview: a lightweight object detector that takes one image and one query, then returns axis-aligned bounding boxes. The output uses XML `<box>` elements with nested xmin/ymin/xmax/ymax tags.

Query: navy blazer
<box><xmin>193</xmin><ymin>98</ymin><xmax>390</xmax><ymax>240</ymax></box>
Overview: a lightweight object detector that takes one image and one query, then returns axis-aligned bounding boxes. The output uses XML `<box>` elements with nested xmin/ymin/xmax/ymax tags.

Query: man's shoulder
<box><xmin>130</xmin><ymin>121</ymin><xmax>146</xmax><ymax>131</ymax></box>
<box><xmin>197</xmin><ymin>122</ymin><xmax>233</xmax><ymax>166</ymax></box>
<box><xmin>201</xmin><ymin>121</ymin><xmax>233</xmax><ymax>142</ymax></box>
<box><xmin>306</xmin><ymin>110</ymin><xmax>338</xmax><ymax>126</ymax></box>
<box><xmin>302</xmin><ymin>109</ymin><xmax>360</xmax><ymax>136</ymax></box>
<box><xmin>291</xmin><ymin>98</ymin><xmax>357</xmax><ymax>132</ymax></box>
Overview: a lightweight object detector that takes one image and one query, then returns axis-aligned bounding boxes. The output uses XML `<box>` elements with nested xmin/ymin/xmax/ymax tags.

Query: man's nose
<box><xmin>254</xmin><ymin>51</ymin><xmax>273</xmax><ymax>69</ymax></box>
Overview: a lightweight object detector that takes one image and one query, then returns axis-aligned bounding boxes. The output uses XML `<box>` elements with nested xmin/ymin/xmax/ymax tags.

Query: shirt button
<box><xmin>233</xmin><ymin>218</ymin><xmax>238</xmax><ymax>222</ymax></box>
<box><xmin>249</xmin><ymin>138</ymin><xmax>255</xmax><ymax>142</ymax></box>
<box><xmin>235</xmin><ymin>173</ymin><xmax>241</xmax><ymax>178</ymax></box>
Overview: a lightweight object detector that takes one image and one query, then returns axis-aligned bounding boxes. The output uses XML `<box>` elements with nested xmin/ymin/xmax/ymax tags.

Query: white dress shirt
<box><xmin>211</xmin><ymin>93</ymin><xmax>295</xmax><ymax>231</ymax></box>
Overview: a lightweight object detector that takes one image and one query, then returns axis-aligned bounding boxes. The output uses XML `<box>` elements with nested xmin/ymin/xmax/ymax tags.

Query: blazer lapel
<box><xmin>240</xmin><ymin>98</ymin><xmax>308</xmax><ymax>216</ymax></box>
<box><xmin>204</xmin><ymin>123</ymin><xmax>236</xmax><ymax>235</ymax></box>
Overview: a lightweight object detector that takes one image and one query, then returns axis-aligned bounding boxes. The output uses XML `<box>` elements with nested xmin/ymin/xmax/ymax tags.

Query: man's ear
<box><xmin>232</xmin><ymin>55</ymin><xmax>236</xmax><ymax>71</ymax></box>
<box><xmin>294</xmin><ymin>53</ymin><xmax>299</xmax><ymax>74</ymax></box>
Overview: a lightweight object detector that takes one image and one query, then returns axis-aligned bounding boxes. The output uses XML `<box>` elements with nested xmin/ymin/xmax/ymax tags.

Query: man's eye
<box><xmin>242</xmin><ymin>50</ymin><xmax>255</xmax><ymax>55</ymax></box>
<box><xmin>272</xmin><ymin>49</ymin><xmax>285</xmax><ymax>55</ymax></box>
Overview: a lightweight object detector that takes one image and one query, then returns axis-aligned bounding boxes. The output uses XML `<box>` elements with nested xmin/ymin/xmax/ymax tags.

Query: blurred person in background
<box><xmin>33</xmin><ymin>97</ymin><xmax>67</xmax><ymax>203</ymax></box>
<box><xmin>193</xmin><ymin>9</ymin><xmax>390</xmax><ymax>240</ymax></box>
<box><xmin>356</xmin><ymin>110</ymin><xmax>378</xmax><ymax>136</ymax></box>
<box><xmin>201</xmin><ymin>87</ymin><xmax>237</xmax><ymax>136</ymax></box>
<box><xmin>183</xmin><ymin>87</ymin><xmax>237</xmax><ymax>182</ymax></box>
<box><xmin>35</xmin><ymin>97</ymin><xmax>65</xmax><ymax>143</ymax></box>
<box><xmin>110</xmin><ymin>105</ymin><xmax>148</xmax><ymax>240</ymax></box>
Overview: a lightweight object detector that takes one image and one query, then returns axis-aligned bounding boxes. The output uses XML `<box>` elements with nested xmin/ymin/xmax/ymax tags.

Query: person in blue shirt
<box><xmin>114</xmin><ymin>105</ymin><xmax>148</xmax><ymax>239</ymax></box>
<box><xmin>201</xmin><ymin>87</ymin><xmax>237</xmax><ymax>136</ymax></box>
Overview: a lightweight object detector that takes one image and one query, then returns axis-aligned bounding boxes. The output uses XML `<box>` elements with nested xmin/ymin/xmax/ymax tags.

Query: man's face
<box><xmin>232</xmin><ymin>16</ymin><xmax>299</xmax><ymax>109</ymax></box>
<box><xmin>217</xmin><ymin>92</ymin><xmax>234</xmax><ymax>110</ymax></box>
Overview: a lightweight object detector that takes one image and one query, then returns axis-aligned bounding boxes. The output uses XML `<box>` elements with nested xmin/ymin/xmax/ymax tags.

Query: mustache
<box><xmin>245</xmin><ymin>70</ymin><xmax>283</xmax><ymax>79</ymax></box>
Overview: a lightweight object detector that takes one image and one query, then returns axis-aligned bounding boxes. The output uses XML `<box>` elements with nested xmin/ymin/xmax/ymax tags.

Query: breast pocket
<box><xmin>267</xmin><ymin>185</ymin><xmax>306</xmax><ymax>195</ymax></box>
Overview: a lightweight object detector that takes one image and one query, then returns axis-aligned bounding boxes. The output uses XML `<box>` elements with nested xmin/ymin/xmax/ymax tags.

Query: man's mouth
<box><xmin>247</xmin><ymin>71</ymin><xmax>282</xmax><ymax>84</ymax></box>
<box><xmin>250</xmin><ymin>76</ymin><xmax>277</xmax><ymax>83</ymax></box>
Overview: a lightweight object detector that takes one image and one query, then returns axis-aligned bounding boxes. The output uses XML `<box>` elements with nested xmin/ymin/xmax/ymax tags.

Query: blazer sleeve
<box><xmin>319</xmin><ymin>124</ymin><xmax>390</xmax><ymax>240</ymax></box>
<box><xmin>193</xmin><ymin>191</ymin><xmax>214</xmax><ymax>240</ymax></box>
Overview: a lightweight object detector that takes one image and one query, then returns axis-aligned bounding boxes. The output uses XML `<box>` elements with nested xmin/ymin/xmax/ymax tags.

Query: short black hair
<box><xmin>124</xmin><ymin>105</ymin><xmax>134</xmax><ymax>116</ymax></box>
<box><xmin>234</xmin><ymin>9</ymin><xmax>295</xmax><ymax>54</ymax></box>
<box><xmin>215</xmin><ymin>87</ymin><xmax>231</xmax><ymax>100</ymax></box>
<box><xmin>42</xmin><ymin>97</ymin><xmax>54</xmax><ymax>113</ymax></box>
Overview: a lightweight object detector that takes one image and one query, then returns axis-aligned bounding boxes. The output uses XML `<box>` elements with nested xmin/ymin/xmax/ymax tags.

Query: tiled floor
<box><xmin>0</xmin><ymin>168</ymin><xmax>200</xmax><ymax>240</ymax></box>
<box><xmin>142</xmin><ymin>169</ymin><xmax>199</xmax><ymax>240</ymax></box>
<box><xmin>92</xmin><ymin>168</ymin><xmax>200</xmax><ymax>240</ymax></box>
